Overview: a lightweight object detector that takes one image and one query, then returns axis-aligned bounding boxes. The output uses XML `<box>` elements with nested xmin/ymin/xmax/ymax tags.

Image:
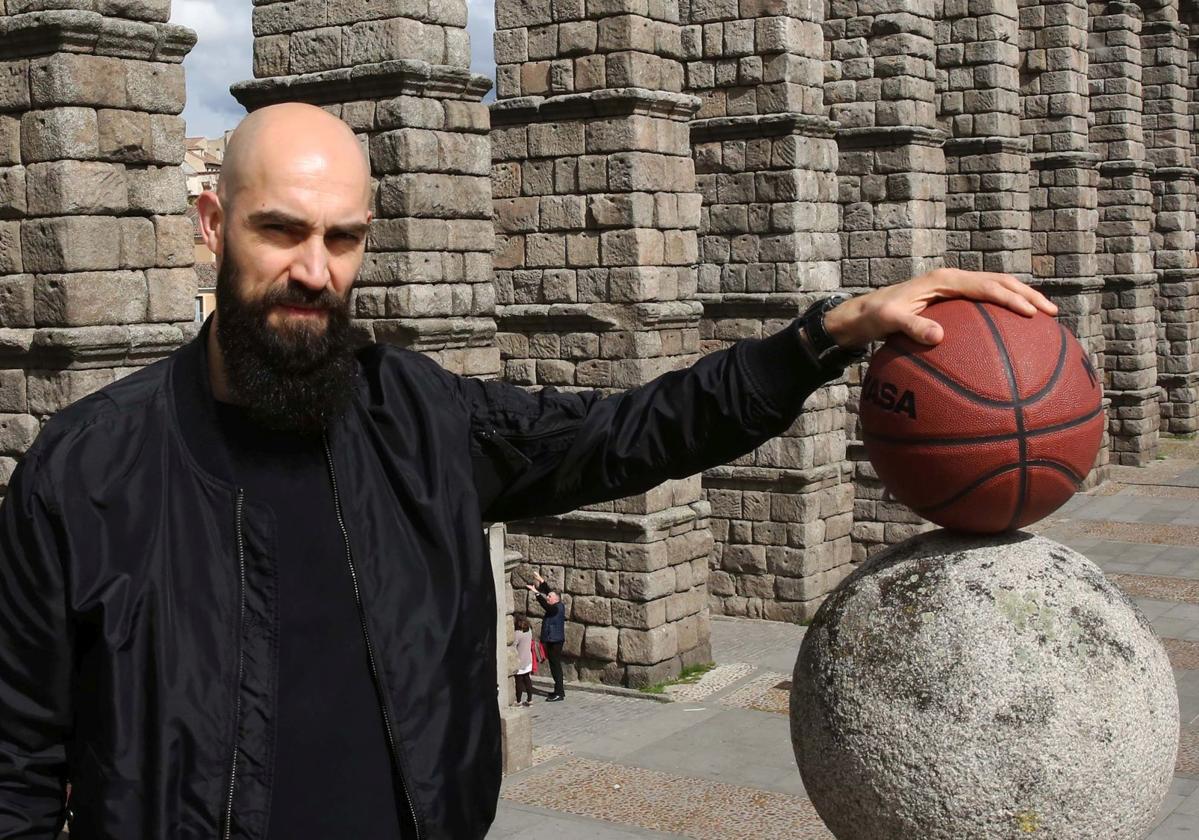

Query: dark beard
<box><xmin>214</xmin><ymin>252</ymin><xmax>356</xmax><ymax>435</ymax></box>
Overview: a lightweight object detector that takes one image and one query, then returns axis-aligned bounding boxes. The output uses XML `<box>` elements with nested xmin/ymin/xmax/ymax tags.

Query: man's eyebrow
<box><xmin>327</xmin><ymin>221</ymin><xmax>370</xmax><ymax>237</ymax></box>
<box><xmin>246</xmin><ymin>210</ymin><xmax>368</xmax><ymax>237</ymax></box>
<box><xmin>246</xmin><ymin>209</ymin><xmax>309</xmax><ymax>229</ymax></box>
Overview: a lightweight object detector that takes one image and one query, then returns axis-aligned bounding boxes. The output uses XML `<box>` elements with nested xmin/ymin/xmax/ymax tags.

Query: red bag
<box><xmin>531</xmin><ymin>640</ymin><xmax>545</xmax><ymax>675</ymax></box>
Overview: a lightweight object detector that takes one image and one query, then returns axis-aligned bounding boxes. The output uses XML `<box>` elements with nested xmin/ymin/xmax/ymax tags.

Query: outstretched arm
<box><xmin>466</xmin><ymin>269</ymin><xmax>1055</xmax><ymax>523</ymax></box>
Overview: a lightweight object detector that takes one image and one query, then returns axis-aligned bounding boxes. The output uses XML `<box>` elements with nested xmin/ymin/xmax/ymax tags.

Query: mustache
<box><xmin>261</xmin><ymin>281</ymin><xmax>346</xmax><ymax>312</ymax></box>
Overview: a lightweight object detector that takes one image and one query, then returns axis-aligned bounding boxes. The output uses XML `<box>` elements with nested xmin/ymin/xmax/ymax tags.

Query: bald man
<box><xmin>0</xmin><ymin>102</ymin><xmax>1058</xmax><ymax>840</ymax></box>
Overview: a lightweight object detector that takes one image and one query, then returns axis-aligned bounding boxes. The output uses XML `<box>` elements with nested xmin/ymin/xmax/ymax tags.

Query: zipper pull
<box><xmin>476</xmin><ymin>427</ymin><xmax>533</xmax><ymax>471</ymax></box>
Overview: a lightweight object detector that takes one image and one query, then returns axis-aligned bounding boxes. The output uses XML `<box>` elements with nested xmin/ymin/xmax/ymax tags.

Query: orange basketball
<box><xmin>860</xmin><ymin>299</ymin><xmax>1104</xmax><ymax>533</ymax></box>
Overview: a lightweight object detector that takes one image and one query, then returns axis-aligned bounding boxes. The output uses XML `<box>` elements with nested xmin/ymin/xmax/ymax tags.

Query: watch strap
<box><xmin>796</xmin><ymin>294</ymin><xmax>867</xmax><ymax>372</ymax></box>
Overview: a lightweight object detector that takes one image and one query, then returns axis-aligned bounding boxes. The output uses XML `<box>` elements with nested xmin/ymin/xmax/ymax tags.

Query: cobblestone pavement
<box><xmin>492</xmin><ymin>442</ymin><xmax>1199</xmax><ymax>839</ymax></box>
<box><xmin>664</xmin><ymin>662</ymin><xmax>754</xmax><ymax>702</ymax></box>
<box><xmin>718</xmin><ymin>672</ymin><xmax>791</xmax><ymax>716</ymax></box>
<box><xmin>503</xmin><ymin>756</ymin><xmax>834</xmax><ymax>840</ymax></box>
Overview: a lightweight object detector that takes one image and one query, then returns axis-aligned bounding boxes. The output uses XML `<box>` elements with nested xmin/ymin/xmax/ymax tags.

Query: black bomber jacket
<box><xmin>0</xmin><ymin>317</ymin><xmax>830</xmax><ymax>839</ymax></box>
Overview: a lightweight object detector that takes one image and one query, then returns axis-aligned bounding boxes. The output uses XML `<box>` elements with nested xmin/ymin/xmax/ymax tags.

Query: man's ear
<box><xmin>196</xmin><ymin>191</ymin><xmax>225</xmax><ymax>260</ymax></box>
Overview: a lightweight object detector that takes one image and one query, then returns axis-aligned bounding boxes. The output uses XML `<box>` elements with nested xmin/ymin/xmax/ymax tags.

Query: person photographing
<box><xmin>526</xmin><ymin>572</ymin><xmax>567</xmax><ymax>702</ymax></box>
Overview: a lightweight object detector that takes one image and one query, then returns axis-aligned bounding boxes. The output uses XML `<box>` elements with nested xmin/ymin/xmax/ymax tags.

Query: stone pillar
<box><xmin>230</xmin><ymin>0</ymin><xmax>525</xmax><ymax>765</ymax></box>
<box><xmin>1142</xmin><ymin>2</ymin><xmax>1199</xmax><ymax>435</ymax></box>
<box><xmin>0</xmin><ymin>3</ymin><xmax>196</xmax><ymax>491</ymax></box>
<box><xmin>937</xmin><ymin>0</ymin><xmax>1031</xmax><ymax>278</ymax></box>
<box><xmin>823</xmin><ymin>0</ymin><xmax>946</xmax><ymax>559</ymax></box>
<box><xmin>1086</xmin><ymin>1</ymin><xmax>1158</xmax><ymax>466</ymax></box>
<box><xmin>1164</xmin><ymin>15</ymin><xmax>1199</xmax><ymax>435</ymax></box>
<box><xmin>680</xmin><ymin>0</ymin><xmax>852</xmax><ymax>622</ymax></box>
<box><xmin>1020</xmin><ymin>0</ymin><xmax>1108</xmax><ymax>480</ymax></box>
<box><xmin>492</xmin><ymin>524</ymin><xmax>531</xmax><ymax>774</ymax></box>
<box><xmin>492</xmin><ymin>0</ymin><xmax>712</xmax><ymax>685</ymax></box>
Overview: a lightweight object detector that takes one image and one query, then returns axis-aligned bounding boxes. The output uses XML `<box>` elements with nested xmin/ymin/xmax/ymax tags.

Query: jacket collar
<box><xmin>168</xmin><ymin>316</ymin><xmax>366</xmax><ymax>490</ymax></box>
<box><xmin>170</xmin><ymin>315</ymin><xmax>239</xmax><ymax>488</ymax></box>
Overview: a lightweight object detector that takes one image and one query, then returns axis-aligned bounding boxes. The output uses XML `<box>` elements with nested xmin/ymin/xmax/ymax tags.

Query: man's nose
<box><xmin>289</xmin><ymin>238</ymin><xmax>331</xmax><ymax>291</ymax></box>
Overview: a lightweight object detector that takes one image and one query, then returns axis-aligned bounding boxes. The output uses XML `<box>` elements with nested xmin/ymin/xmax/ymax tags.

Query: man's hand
<box><xmin>823</xmin><ymin>269</ymin><xmax>1058</xmax><ymax>349</ymax></box>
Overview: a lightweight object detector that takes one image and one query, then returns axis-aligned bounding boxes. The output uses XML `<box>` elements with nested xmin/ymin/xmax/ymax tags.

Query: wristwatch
<box><xmin>795</xmin><ymin>293</ymin><xmax>868</xmax><ymax>372</ymax></box>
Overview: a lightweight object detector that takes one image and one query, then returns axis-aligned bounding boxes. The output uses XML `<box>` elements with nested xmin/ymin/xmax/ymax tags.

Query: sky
<box><xmin>170</xmin><ymin>0</ymin><xmax>497</xmax><ymax>139</ymax></box>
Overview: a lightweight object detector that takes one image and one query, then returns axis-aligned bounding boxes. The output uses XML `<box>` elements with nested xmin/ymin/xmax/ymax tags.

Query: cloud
<box><xmin>170</xmin><ymin>0</ymin><xmax>497</xmax><ymax>138</ymax></box>
<box><xmin>171</xmin><ymin>0</ymin><xmax>253</xmax><ymax>138</ymax></box>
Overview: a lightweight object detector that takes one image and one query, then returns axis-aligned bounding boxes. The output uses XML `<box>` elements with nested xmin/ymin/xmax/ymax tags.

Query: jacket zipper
<box><xmin>322</xmin><ymin>436</ymin><xmax>422</xmax><ymax>840</ymax></box>
<box><xmin>222</xmin><ymin>489</ymin><xmax>247</xmax><ymax>840</ymax></box>
<box><xmin>475</xmin><ymin>427</ymin><xmax>532</xmax><ymax>471</ymax></box>
<box><xmin>475</xmin><ymin>423</ymin><xmax>579</xmax><ymax>443</ymax></box>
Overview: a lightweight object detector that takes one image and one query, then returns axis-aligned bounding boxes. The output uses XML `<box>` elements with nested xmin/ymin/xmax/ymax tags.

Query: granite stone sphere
<box><xmin>791</xmin><ymin>530</ymin><xmax>1178</xmax><ymax>840</ymax></box>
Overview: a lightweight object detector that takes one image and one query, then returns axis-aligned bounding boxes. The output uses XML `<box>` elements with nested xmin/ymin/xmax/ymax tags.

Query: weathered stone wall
<box><xmin>1148</xmin><ymin>0</ymin><xmax>1199</xmax><ymax>437</ymax></box>
<box><xmin>683</xmin><ymin>0</ymin><xmax>854</xmax><ymax>622</ymax></box>
<box><xmin>938</xmin><ymin>0</ymin><xmax>1030</xmax><ymax>278</ymax></box>
<box><xmin>491</xmin><ymin>0</ymin><xmax>716</xmax><ymax>687</ymax></box>
<box><xmin>1170</xmin><ymin>5</ymin><xmax>1199</xmax><ymax>435</ymax></box>
<box><xmin>249</xmin><ymin>0</ymin><xmax>472</xmax><ymax>76</ymax></box>
<box><xmin>0</xmin><ymin>1</ymin><xmax>197</xmax><ymax>493</ymax></box>
<box><xmin>824</xmin><ymin>0</ymin><xmax>947</xmax><ymax>561</ymax></box>
<box><xmin>1089</xmin><ymin>0</ymin><xmax>1158</xmax><ymax>467</ymax></box>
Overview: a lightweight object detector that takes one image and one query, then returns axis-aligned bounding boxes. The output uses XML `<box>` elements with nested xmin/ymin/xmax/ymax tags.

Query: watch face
<box><xmin>813</xmin><ymin>298</ymin><xmax>843</xmax><ymax>339</ymax></box>
<box><xmin>807</xmin><ymin>294</ymin><xmax>865</xmax><ymax>367</ymax></box>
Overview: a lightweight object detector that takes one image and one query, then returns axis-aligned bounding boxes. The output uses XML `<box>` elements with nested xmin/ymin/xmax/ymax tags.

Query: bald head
<box><xmin>195</xmin><ymin>100</ymin><xmax>374</xmax><ymax>278</ymax></box>
<box><xmin>218</xmin><ymin>102</ymin><xmax>371</xmax><ymax>209</ymax></box>
<box><xmin>195</xmin><ymin>101</ymin><xmax>374</xmax><ymax>415</ymax></box>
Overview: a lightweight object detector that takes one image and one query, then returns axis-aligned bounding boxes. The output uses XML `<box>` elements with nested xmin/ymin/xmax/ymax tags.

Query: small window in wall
<box><xmin>195</xmin><ymin>292</ymin><xmax>217</xmax><ymax>323</ymax></box>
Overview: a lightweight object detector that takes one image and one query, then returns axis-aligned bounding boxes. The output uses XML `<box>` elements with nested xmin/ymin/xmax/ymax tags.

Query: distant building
<box><xmin>194</xmin><ymin>262</ymin><xmax>217</xmax><ymax>325</ymax></box>
<box><xmin>183</xmin><ymin>133</ymin><xmax>227</xmax><ymax>202</ymax></box>
<box><xmin>184</xmin><ymin>134</ymin><xmax>228</xmax><ymax>321</ymax></box>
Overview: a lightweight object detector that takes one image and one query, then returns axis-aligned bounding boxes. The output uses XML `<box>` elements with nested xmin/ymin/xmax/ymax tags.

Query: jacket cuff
<box><xmin>739</xmin><ymin>318</ymin><xmax>837</xmax><ymax>415</ymax></box>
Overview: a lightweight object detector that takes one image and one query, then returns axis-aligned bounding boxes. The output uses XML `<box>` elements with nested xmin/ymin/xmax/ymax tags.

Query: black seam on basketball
<box><xmin>890</xmin><ymin>349</ymin><xmax>1019</xmax><ymax>408</ymax></box>
<box><xmin>917</xmin><ymin>459</ymin><xmax>1085</xmax><ymax>514</ymax></box>
<box><xmin>887</xmin><ymin>316</ymin><xmax>1069</xmax><ymax>410</ymax></box>
<box><xmin>1019</xmin><ymin>326</ymin><xmax>1070</xmax><ymax>408</ymax></box>
<box><xmin>862</xmin><ymin>403</ymin><xmax>1103</xmax><ymax>447</ymax></box>
<box><xmin>974</xmin><ymin>302</ymin><xmax>1026</xmax><ymax>530</ymax></box>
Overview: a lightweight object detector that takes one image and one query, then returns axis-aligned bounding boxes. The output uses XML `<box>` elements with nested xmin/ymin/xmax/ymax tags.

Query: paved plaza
<box><xmin>491</xmin><ymin>441</ymin><xmax>1199</xmax><ymax>839</ymax></box>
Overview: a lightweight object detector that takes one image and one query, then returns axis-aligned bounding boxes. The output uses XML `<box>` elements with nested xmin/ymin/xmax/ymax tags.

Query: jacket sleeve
<box><xmin>461</xmin><ymin>322</ymin><xmax>836</xmax><ymax>523</ymax></box>
<box><xmin>0</xmin><ymin>451</ymin><xmax>72</xmax><ymax>839</ymax></box>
